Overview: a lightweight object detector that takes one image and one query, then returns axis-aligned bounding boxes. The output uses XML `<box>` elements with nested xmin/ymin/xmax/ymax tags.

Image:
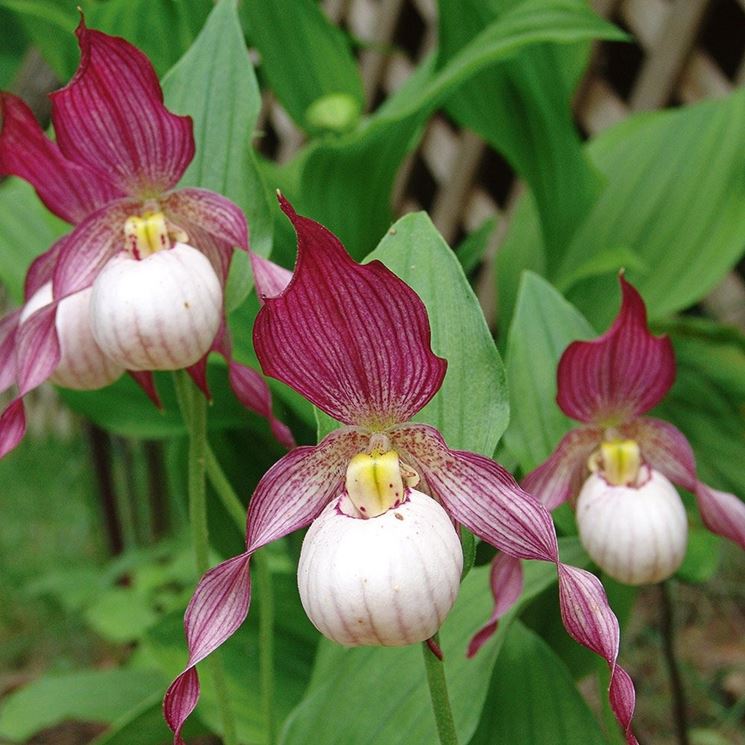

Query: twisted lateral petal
<box><xmin>0</xmin><ymin>93</ymin><xmax>123</xmax><ymax>223</ymax></box>
<box><xmin>467</xmin><ymin>553</ymin><xmax>523</xmax><ymax>658</ymax></box>
<box><xmin>25</xmin><ymin>237</ymin><xmax>68</xmax><ymax>301</ymax></box>
<box><xmin>254</xmin><ymin>196</ymin><xmax>447</xmax><ymax>428</ymax></box>
<box><xmin>389</xmin><ymin>423</ymin><xmax>637</xmax><ymax>742</ymax></box>
<box><xmin>0</xmin><ymin>310</ymin><xmax>21</xmax><ymax>393</ymax></box>
<box><xmin>521</xmin><ymin>426</ymin><xmax>601</xmax><ymax>509</ymax></box>
<box><xmin>212</xmin><ymin>323</ymin><xmax>296</xmax><ymax>449</ymax></box>
<box><xmin>628</xmin><ymin>417</ymin><xmax>745</xmax><ymax>549</ymax></box>
<box><xmin>390</xmin><ymin>424</ymin><xmax>557</xmax><ymax>560</ymax></box>
<box><xmin>14</xmin><ymin>303</ymin><xmax>60</xmax><ymax>395</ymax></box>
<box><xmin>163</xmin><ymin>553</ymin><xmax>251</xmax><ymax>745</ymax></box>
<box><xmin>245</xmin><ymin>427</ymin><xmax>368</xmax><ymax>551</ymax></box>
<box><xmin>164</xmin><ymin>189</ymin><xmax>249</xmax><ymax>282</ymax></box>
<box><xmin>52</xmin><ymin>200</ymin><xmax>135</xmax><ymax>298</ymax></box>
<box><xmin>557</xmin><ymin>276</ymin><xmax>675</xmax><ymax>425</ymax></box>
<box><xmin>0</xmin><ymin>399</ymin><xmax>26</xmax><ymax>459</ymax></box>
<box><xmin>250</xmin><ymin>252</ymin><xmax>292</xmax><ymax>301</ymax></box>
<box><xmin>50</xmin><ymin>21</ymin><xmax>194</xmax><ymax>196</ymax></box>
<box><xmin>558</xmin><ymin>565</ymin><xmax>638</xmax><ymax>744</ymax></box>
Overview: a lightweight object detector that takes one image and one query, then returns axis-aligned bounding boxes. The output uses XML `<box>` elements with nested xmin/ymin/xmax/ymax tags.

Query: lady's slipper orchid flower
<box><xmin>0</xmin><ymin>20</ymin><xmax>293</xmax><ymax>457</ymax></box>
<box><xmin>163</xmin><ymin>196</ymin><xmax>637</xmax><ymax>745</ymax></box>
<box><xmin>522</xmin><ymin>276</ymin><xmax>745</xmax><ymax>584</ymax></box>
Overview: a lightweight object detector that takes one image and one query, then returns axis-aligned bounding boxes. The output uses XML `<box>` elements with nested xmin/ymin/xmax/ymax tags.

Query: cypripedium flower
<box><xmin>163</xmin><ymin>197</ymin><xmax>637</xmax><ymax>745</ymax></box>
<box><xmin>0</xmin><ymin>20</ymin><xmax>293</xmax><ymax>457</ymax></box>
<box><xmin>522</xmin><ymin>276</ymin><xmax>745</xmax><ymax>584</ymax></box>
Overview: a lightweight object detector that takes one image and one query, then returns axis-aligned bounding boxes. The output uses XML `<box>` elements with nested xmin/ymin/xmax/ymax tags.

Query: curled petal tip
<box><xmin>426</xmin><ymin>636</ymin><xmax>444</xmax><ymax>660</ymax></box>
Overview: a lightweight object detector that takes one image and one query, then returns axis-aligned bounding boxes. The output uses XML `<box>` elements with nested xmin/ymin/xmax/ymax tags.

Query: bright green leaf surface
<box><xmin>289</xmin><ymin>0</ymin><xmax>624</xmax><ymax>258</ymax></box>
<box><xmin>0</xmin><ymin>669</ymin><xmax>166</xmax><ymax>741</ymax></box>
<box><xmin>241</xmin><ymin>0</ymin><xmax>363</xmax><ymax>133</ymax></box>
<box><xmin>503</xmin><ymin>272</ymin><xmax>594</xmax><ymax>471</ymax></box>
<box><xmin>438</xmin><ymin>0</ymin><xmax>603</xmax><ymax>264</ymax></box>
<box><xmin>469</xmin><ymin>621</ymin><xmax>608</xmax><ymax>744</ymax></box>
<box><xmin>162</xmin><ymin>0</ymin><xmax>274</xmax><ymax>311</ymax></box>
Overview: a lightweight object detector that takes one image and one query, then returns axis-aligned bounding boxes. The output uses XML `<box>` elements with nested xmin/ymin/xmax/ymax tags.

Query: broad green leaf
<box><xmin>0</xmin><ymin>178</ymin><xmax>64</xmax><ymax>302</ymax></box>
<box><xmin>315</xmin><ymin>213</ymin><xmax>508</xmax><ymax>456</ymax></box>
<box><xmin>0</xmin><ymin>8</ymin><xmax>28</xmax><ymax>87</ymax></box>
<box><xmin>456</xmin><ymin>216</ymin><xmax>498</xmax><ymax>274</ymax></box>
<box><xmin>469</xmin><ymin>621</ymin><xmax>608</xmax><ymax>744</ymax></box>
<box><xmin>162</xmin><ymin>0</ymin><xmax>273</xmax><ymax>310</ymax></box>
<box><xmin>280</xmin><ymin>540</ymin><xmax>587</xmax><ymax>745</ymax></box>
<box><xmin>437</xmin><ymin>0</ymin><xmax>603</xmax><ymax>264</ymax></box>
<box><xmin>0</xmin><ymin>669</ymin><xmax>166</xmax><ymax>741</ymax></box>
<box><xmin>560</xmin><ymin>88</ymin><xmax>745</xmax><ymax>322</ymax></box>
<box><xmin>287</xmin><ymin>0</ymin><xmax>625</xmax><ymax>257</ymax></box>
<box><xmin>503</xmin><ymin>272</ymin><xmax>594</xmax><ymax>472</ymax></box>
<box><xmin>241</xmin><ymin>0</ymin><xmax>364</xmax><ymax>133</ymax></box>
<box><xmin>676</xmin><ymin>526</ymin><xmax>722</xmax><ymax>584</ymax></box>
<box><xmin>0</xmin><ymin>0</ymin><xmax>211</xmax><ymax>80</ymax></box>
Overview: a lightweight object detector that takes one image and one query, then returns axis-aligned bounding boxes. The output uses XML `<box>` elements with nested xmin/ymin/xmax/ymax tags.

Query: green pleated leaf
<box><xmin>0</xmin><ymin>669</ymin><xmax>167</xmax><ymax>741</ymax></box>
<box><xmin>286</xmin><ymin>0</ymin><xmax>624</xmax><ymax>258</ymax></box>
<box><xmin>280</xmin><ymin>538</ymin><xmax>589</xmax><ymax>745</ymax></box>
<box><xmin>241</xmin><ymin>0</ymin><xmax>363</xmax><ymax>134</ymax></box>
<box><xmin>560</xmin><ymin>88</ymin><xmax>745</xmax><ymax>323</ymax></box>
<box><xmin>437</xmin><ymin>0</ymin><xmax>604</xmax><ymax>263</ymax></box>
<box><xmin>162</xmin><ymin>0</ymin><xmax>274</xmax><ymax>310</ymax></box>
<box><xmin>503</xmin><ymin>272</ymin><xmax>594</xmax><ymax>472</ymax></box>
<box><xmin>469</xmin><ymin>621</ymin><xmax>608</xmax><ymax>744</ymax></box>
<box><xmin>316</xmin><ymin>213</ymin><xmax>507</xmax><ymax>457</ymax></box>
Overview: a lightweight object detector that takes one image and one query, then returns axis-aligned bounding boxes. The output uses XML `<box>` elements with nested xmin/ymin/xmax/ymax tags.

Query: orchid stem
<box><xmin>198</xmin><ymin>418</ymin><xmax>277</xmax><ymax>744</ymax></box>
<box><xmin>659</xmin><ymin>581</ymin><xmax>690</xmax><ymax>745</ymax></box>
<box><xmin>174</xmin><ymin>372</ymin><xmax>238</xmax><ymax>745</ymax></box>
<box><xmin>422</xmin><ymin>635</ymin><xmax>459</xmax><ymax>745</ymax></box>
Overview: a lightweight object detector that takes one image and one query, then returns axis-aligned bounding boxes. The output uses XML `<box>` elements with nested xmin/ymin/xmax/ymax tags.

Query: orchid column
<box><xmin>164</xmin><ymin>196</ymin><xmax>638</xmax><ymax>745</ymax></box>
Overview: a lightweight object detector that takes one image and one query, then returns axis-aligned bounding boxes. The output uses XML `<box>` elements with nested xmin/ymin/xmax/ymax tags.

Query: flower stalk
<box><xmin>174</xmin><ymin>371</ymin><xmax>238</xmax><ymax>745</ymax></box>
<box><xmin>422</xmin><ymin>636</ymin><xmax>459</xmax><ymax>745</ymax></box>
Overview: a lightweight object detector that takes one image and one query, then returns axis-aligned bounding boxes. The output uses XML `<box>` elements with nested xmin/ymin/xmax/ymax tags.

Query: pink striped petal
<box><xmin>0</xmin><ymin>93</ymin><xmax>122</xmax><ymax>224</ymax></box>
<box><xmin>52</xmin><ymin>200</ymin><xmax>135</xmax><ymax>298</ymax></box>
<box><xmin>50</xmin><ymin>21</ymin><xmax>194</xmax><ymax>196</ymax></box>
<box><xmin>250</xmin><ymin>252</ymin><xmax>292</xmax><ymax>301</ymax></box>
<box><xmin>129</xmin><ymin>371</ymin><xmax>162</xmax><ymax>409</ymax></box>
<box><xmin>467</xmin><ymin>553</ymin><xmax>523</xmax><ymax>657</ymax></box>
<box><xmin>253</xmin><ymin>196</ymin><xmax>447</xmax><ymax>428</ymax></box>
<box><xmin>628</xmin><ymin>417</ymin><xmax>745</xmax><ymax>549</ymax></box>
<box><xmin>228</xmin><ymin>362</ymin><xmax>295</xmax><ymax>450</ymax></box>
<box><xmin>390</xmin><ymin>423</ymin><xmax>637</xmax><ymax>742</ymax></box>
<box><xmin>521</xmin><ymin>426</ymin><xmax>601</xmax><ymax>509</ymax></box>
<box><xmin>165</xmin><ymin>428</ymin><xmax>366</xmax><ymax>741</ymax></box>
<box><xmin>0</xmin><ymin>310</ymin><xmax>21</xmax><ymax>393</ymax></box>
<box><xmin>212</xmin><ymin>324</ymin><xmax>296</xmax><ymax>449</ymax></box>
<box><xmin>25</xmin><ymin>237</ymin><xmax>68</xmax><ymax>301</ymax></box>
<box><xmin>558</xmin><ymin>565</ymin><xmax>638</xmax><ymax>744</ymax></box>
<box><xmin>245</xmin><ymin>426</ymin><xmax>368</xmax><ymax>551</ymax></box>
<box><xmin>557</xmin><ymin>276</ymin><xmax>675</xmax><ymax>425</ymax></box>
<box><xmin>14</xmin><ymin>303</ymin><xmax>60</xmax><ymax>395</ymax></box>
<box><xmin>164</xmin><ymin>189</ymin><xmax>248</xmax><ymax>283</ymax></box>
<box><xmin>0</xmin><ymin>398</ymin><xmax>26</xmax><ymax>459</ymax></box>
<box><xmin>164</xmin><ymin>552</ymin><xmax>251</xmax><ymax>745</ymax></box>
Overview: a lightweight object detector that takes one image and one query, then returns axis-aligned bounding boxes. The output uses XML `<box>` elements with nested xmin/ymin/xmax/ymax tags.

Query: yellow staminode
<box><xmin>124</xmin><ymin>211</ymin><xmax>170</xmax><ymax>258</ymax></box>
<box><xmin>599</xmin><ymin>439</ymin><xmax>641</xmax><ymax>486</ymax></box>
<box><xmin>345</xmin><ymin>450</ymin><xmax>406</xmax><ymax>518</ymax></box>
